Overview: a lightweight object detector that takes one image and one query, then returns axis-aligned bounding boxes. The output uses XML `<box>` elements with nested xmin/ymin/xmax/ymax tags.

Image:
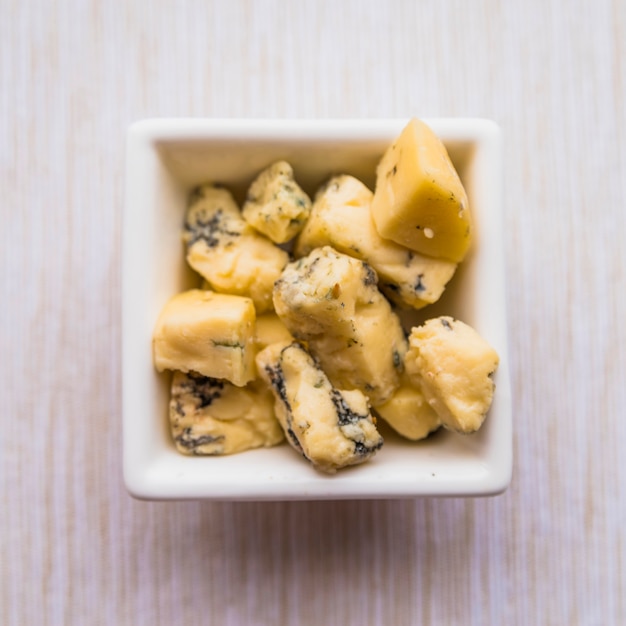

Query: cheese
<box><xmin>373</xmin><ymin>374</ymin><xmax>441</xmax><ymax>440</ymax></box>
<box><xmin>256</xmin><ymin>341</ymin><xmax>383</xmax><ymax>473</ymax></box>
<box><xmin>169</xmin><ymin>371</ymin><xmax>284</xmax><ymax>455</ymax></box>
<box><xmin>295</xmin><ymin>174</ymin><xmax>457</xmax><ymax>309</ymax></box>
<box><xmin>153</xmin><ymin>289</ymin><xmax>256</xmax><ymax>386</ymax></box>
<box><xmin>273</xmin><ymin>246</ymin><xmax>406</xmax><ymax>405</ymax></box>
<box><xmin>254</xmin><ymin>312</ymin><xmax>294</xmax><ymax>351</ymax></box>
<box><xmin>184</xmin><ymin>184</ymin><xmax>289</xmax><ymax>313</ymax></box>
<box><xmin>405</xmin><ymin>317</ymin><xmax>499</xmax><ymax>433</ymax></box>
<box><xmin>371</xmin><ymin>118</ymin><xmax>472</xmax><ymax>263</ymax></box>
<box><xmin>242</xmin><ymin>161</ymin><xmax>312</xmax><ymax>243</ymax></box>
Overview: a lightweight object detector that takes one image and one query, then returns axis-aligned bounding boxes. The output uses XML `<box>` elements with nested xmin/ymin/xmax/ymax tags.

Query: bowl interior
<box><xmin>123</xmin><ymin>119</ymin><xmax>511</xmax><ymax>500</ymax></box>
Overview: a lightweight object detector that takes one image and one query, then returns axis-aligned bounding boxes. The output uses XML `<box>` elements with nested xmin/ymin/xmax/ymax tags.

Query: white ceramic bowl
<box><xmin>123</xmin><ymin>118</ymin><xmax>511</xmax><ymax>500</ymax></box>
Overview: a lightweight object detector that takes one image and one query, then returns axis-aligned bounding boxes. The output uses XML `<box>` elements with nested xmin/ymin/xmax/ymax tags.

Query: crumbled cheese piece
<box><xmin>184</xmin><ymin>184</ymin><xmax>288</xmax><ymax>313</ymax></box>
<box><xmin>169</xmin><ymin>371</ymin><xmax>284</xmax><ymax>455</ymax></box>
<box><xmin>405</xmin><ymin>317</ymin><xmax>499</xmax><ymax>433</ymax></box>
<box><xmin>273</xmin><ymin>246</ymin><xmax>406</xmax><ymax>405</ymax></box>
<box><xmin>242</xmin><ymin>161</ymin><xmax>312</xmax><ymax>243</ymax></box>
<box><xmin>373</xmin><ymin>374</ymin><xmax>441</xmax><ymax>440</ymax></box>
<box><xmin>256</xmin><ymin>341</ymin><xmax>383</xmax><ymax>473</ymax></box>
<box><xmin>254</xmin><ymin>312</ymin><xmax>294</xmax><ymax>351</ymax></box>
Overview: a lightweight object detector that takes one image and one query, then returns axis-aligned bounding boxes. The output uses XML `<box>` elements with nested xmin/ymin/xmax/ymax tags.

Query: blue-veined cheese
<box><xmin>169</xmin><ymin>371</ymin><xmax>284</xmax><ymax>455</ymax></box>
<box><xmin>273</xmin><ymin>246</ymin><xmax>406</xmax><ymax>405</ymax></box>
<box><xmin>405</xmin><ymin>316</ymin><xmax>499</xmax><ymax>433</ymax></box>
<box><xmin>242</xmin><ymin>161</ymin><xmax>311</xmax><ymax>243</ymax></box>
<box><xmin>295</xmin><ymin>174</ymin><xmax>457</xmax><ymax>309</ymax></box>
<box><xmin>373</xmin><ymin>373</ymin><xmax>441</xmax><ymax>440</ymax></box>
<box><xmin>252</xmin><ymin>312</ymin><xmax>294</xmax><ymax>379</ymax></box>
<box><xmin>256</xmin><ymin>341</ymin><xmax>383</xmax><ymax>473</ymax></box>
<box><xmin>184</xmin><ymin>184</ymin><xmax>288</xmax><ymax>313</ymax></box>
<box><xmin>254</xmin><ymin>312</ymin><xmax>294</xmax><ymax>351</ymax></box>
<box><xmin>153</xmin><ymin>289</ymin><xmax>256</xmax><ymax>386</ymax></box>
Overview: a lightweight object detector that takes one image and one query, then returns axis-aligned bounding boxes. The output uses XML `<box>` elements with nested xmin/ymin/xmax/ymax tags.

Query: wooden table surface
<box><xmin>2</xmin><ymin>1</ymin><xmax>625</xmax><ymax>624</ymax></box>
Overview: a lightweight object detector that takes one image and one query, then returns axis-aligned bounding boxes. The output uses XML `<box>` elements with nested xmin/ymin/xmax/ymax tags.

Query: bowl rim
<box><xmin>123</xmin><ymin>117</ymin><xmax>511</xmax><ymax>501</ymax></box>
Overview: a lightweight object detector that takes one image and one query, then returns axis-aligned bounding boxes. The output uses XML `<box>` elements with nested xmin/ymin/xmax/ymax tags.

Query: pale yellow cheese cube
<box><xmin>251</xmin><ymin>312</ymin><xmax>294</xmax><ymax>379</ymax></box>
<box><xmin>373</xmin><ymin>374</ymin><xmax>441</xmax><ymax>441</ymax></box>
<box><xmin>273</xmin><ymin>246</ymin><xmax>406</xmax><ymax>405</ymax></box>
<box><xmin>153</xmin><ymin>289</ymin><xmax>256</xmax><ymax>386</ymax></box>
<box><xmin>295</xmin><ymin>174</ymin><xmax>457</xmax><ymax>309</ymax></box>
<box><xmin>169</xmin><ymin>371</ymin><xmax>284</xmax><ymax>455</ymax></box>
<box><xmin>256</xmin><ymin>341</ymin><xmax>383</xmax><ymax>473</ymax></box>
<box><xmin>294</xmin><ymin>175</ymin><xmax>374</xmax><ymax>258</ymax></box>
<box><xmin>307</xmin><ymin>305</ymin><xmax>406</xmax><ymax>406</ymax></box>
<box><xmin>371</xmin><ymin>118</ymin><xmax>472</xmax><ymax>263</ymax></box>
<box><xmin>242</xmin><ymin>161</ymin><xmax>311</xmax><ymax>243</ymax></box>
<box><xmin>405</xmin><ymin>317</ymin><xmax>499</xmax><ymax>433</ymax></box>
<box><xmin>254</xmin><ymin>313</ymin><xmax>294</xmax><ymax>351</ymax></box>
<box><xmin>273</xmin><ymin>245</ymin><xmax>376</xmax><ymax>338</ymax></box>
<box><xmin>184</xmin><ymin>184</ymin><xmax>288</xmax><ymax>313</ymax></box>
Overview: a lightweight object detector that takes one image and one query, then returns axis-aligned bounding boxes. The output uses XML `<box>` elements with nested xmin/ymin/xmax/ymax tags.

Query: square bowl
<box><xmin>123</xmin><ymin>118</ymin><xmax>511</xmax><ymax>500</ymax></box>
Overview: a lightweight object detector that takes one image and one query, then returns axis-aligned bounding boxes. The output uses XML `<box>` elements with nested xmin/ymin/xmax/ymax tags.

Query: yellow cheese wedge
<box><xmin>371</xmin><ymin>118</ymin><xmax>472</xmax><ymax>263</ymax></box>
<box><xmin>153</xmin><ymin>289</ymin><xmax>256</xmax><ymax>386</ymax></box>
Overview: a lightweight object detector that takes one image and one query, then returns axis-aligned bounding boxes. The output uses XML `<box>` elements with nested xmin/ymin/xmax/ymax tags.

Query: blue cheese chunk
<box><xmin>169</xmin><ymin>371</ymin><xmax>284</xmax><ymax>455</ymax></box>
<box><xmin>256</xmin><ymin>342</ymin><xmax>383</xmax><ymax>473</ymax></box>
<box><xmin>254</xmin><ymin>312</ymin><xmax>294</xmax><ymax>351</ymax></box>
<box><xmin>252</xmin><ymin>312</ymin><xmax>294</xmax><ymax>378</ymax></box>
<box><xmin>405</xmin><ymin>317</ymin><xmax>499</xmax><ymax>434</ymax></box>
<box><xmin>184</xmin><ymin>184</ymin><xmax>289</xmax><ymax>313</ymax></box>
<box><xmin>242</xmin><ymin>161</ymin><xmax>312</xmax><ymax>243</ymax></box>
<box><xmin>295</xmin><ymin>175</ymin><xmax>457</xmax><ymax>309</ymax></box>
<box><xmin>273</xmin><ymin>246</ymin><xmax>406</xmax><ymax>405</ymax></box>
<box><xmin>373</xmin><ymin>373</ymin><xmax>441</xmax><ymax>440</ymax></box>
<box><xmin>153</xmin><ymin>289</ymin><xmax>256</xmax><ymax>386</ymax></box>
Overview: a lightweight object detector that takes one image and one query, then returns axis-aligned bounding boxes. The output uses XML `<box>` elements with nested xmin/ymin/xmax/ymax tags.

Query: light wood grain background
<box><xmin>2</xmin><ymin>0</ymin><xmax>625</xmax><ymax>624</ymax></box>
